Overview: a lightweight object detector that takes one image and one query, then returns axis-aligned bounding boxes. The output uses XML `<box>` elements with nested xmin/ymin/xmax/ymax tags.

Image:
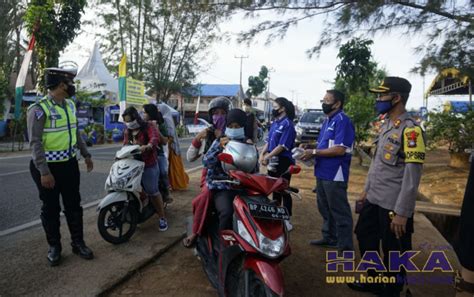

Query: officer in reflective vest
<box><xmin>27</xmin><ymin>68</ymin><xmax>94</xmax><ymax>266</ymax></box>
<box><xmin>349</xmin><ymin>77</ymin><xmax>426</xmax><ymax>297</ymax></box>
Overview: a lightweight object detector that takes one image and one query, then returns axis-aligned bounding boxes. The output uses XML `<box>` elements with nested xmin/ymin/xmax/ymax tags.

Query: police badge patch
<box><xmin>35</xmin><ymin>109</ymin><xmax>44</xmax><ymax>120</ymax></box>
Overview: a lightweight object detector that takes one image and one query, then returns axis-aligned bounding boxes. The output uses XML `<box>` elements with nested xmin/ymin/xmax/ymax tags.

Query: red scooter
<box><xmin>194</xmin><ymin>153</ymin><xmax>301</xmax><ymax>297</ymax></box>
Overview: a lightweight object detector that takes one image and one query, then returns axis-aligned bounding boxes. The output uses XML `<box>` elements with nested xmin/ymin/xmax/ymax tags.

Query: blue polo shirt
<box><xmin>314</xmin><ymin>110</ymin><xmax>355</xmax><ymax>182</ymax></box>
<box><xmin>266</xmin><ymin>116</ymin><xmax>296</xmax><ymax>160</ymax></box>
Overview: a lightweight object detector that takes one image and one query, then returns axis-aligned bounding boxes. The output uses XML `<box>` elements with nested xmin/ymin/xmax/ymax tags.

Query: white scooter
<box><xmin>97</xmin><ymin>145</ymin><xmax>157</xmax><ymax>244</ymax></box>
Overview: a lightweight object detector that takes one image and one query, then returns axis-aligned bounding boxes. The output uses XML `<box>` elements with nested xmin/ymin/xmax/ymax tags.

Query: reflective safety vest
<box><xmin>35</xmin><ymin>96</ymin><xmax>78</xmax><ymax>162</ymax></box>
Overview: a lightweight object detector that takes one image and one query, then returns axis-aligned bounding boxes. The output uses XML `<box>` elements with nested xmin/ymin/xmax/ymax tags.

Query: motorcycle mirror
<box><xmin>217</xmin><ymin>153</ymin><xmax>234</xmax><ymax>164</ymax></box>
<box><xmin>288</xmin><ymin>165</ymin><xmax>301</xmax><ymax>175</ymax></box>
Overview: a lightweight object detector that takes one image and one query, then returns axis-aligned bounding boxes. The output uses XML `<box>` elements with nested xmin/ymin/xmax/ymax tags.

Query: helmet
<box><xmin>208</xmin><ymin>96</ymin><xmax>232</xmax><ymax>119</ymax></box>
<box><xmin>222</xmin><ymin>140</ymin><xmax>258</xmax><ymax>173</ymax></box>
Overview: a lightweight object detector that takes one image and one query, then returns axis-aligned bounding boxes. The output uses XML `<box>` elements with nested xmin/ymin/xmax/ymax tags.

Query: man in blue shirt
<box><xmin>301</xmin><ymin>89</ymin><xmax>355</xmax><ymax>251</ymax></box>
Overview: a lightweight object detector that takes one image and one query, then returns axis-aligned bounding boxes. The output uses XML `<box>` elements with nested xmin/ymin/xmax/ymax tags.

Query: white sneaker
<box><xmin>285</xmin><ymin>220</ymin><xmax>293</xmax><ymax>232</ymax></box>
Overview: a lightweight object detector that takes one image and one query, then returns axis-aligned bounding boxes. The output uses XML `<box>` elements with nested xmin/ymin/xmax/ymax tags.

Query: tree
<box><xmin>333</xmin><ymin>38</ymin><xmax>385</xmax><ymax>147</ymax></box>
<box><xmin>24</xmin><ymin>0</ymin><xmax>86</xmax><ymax>90</ymax></box>
<box><xmin>246</xmin><ymin>65</ymin><xmax>269</xmax><ymax>98</ymax></box>
<box><xmin>94</xmin><ymin>0</ymin><xmax>229</xmax><ymax>101</ymax></box>
<box><xmin>232</xmin><ymin>1</ymin><xmax>473</xmax><ymax>77</ymax></box>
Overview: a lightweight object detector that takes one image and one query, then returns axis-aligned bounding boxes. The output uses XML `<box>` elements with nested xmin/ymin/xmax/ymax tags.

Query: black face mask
<box><xmin>66</xmin><ymin>84</ymin><xmax>76</xmax><ymax>97</ymax></box>
<box><xmin>272</xmin><ymin>107</ymin><xmax>282</xmax><ymax>118</ymax></box>
<box><xmin>322</xmin><ymin>103</ymin><xmax>336</xmax><ymax>115</ymax></box>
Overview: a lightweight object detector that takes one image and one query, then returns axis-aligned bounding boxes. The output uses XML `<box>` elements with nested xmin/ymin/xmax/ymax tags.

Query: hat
<box><xmin>226</xmin><ymin>109</ymin><xmax>246</xmax><ymax>127</ymax></box>
<box><xmin>369</xmin><ymin>76</ymin><xmax>412</xmax><ymax>94</ymax></box>
<box><xmin>45</xmin><ymin>67</ymin><xmax>77</xmax><ymax>88</ymax></box>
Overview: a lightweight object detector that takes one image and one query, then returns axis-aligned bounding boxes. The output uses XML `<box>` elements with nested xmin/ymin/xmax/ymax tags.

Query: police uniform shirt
<box><xmin>364</xmin><ymin>112</ymin><xmax>425</xmax><ymax>218</ymax></box>
<box><xmin>27</xmin><ymin>96</ymin><xmax>90</xmax><ymax>176</ymax></box>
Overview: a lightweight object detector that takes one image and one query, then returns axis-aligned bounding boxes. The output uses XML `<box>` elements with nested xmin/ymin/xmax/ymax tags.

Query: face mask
<box><xmin>271</xmin><ymin>108</ymin><xmax>282</xmax><ymax>118</ymax></box>
<box><xmin>225</xmin><ymin>127</ymin><xmax>245</xmax><ymax>140</ymax></box>
<box><xmin>322</xmin><ymin>103</ymin><xmax>336</xmax><ymax>115</ymax></box>
<box><xmin>212</xmin><ymin>114</ymin><xmax>226</xmax><ymax>131</ymax></box>
<box><xmin>66</xmin><ymin>84</ymin><xmax>76</xmax><ymax>97</ymax></box>
<box><xmin>126</xmin><ymin>120</ymin><xmax>140</xmax><ymax>130</ymax></box>
<box><xmin>375</xmin><ymin>98</ymin><xmax>395</xmax><ymax>115</ymax></box>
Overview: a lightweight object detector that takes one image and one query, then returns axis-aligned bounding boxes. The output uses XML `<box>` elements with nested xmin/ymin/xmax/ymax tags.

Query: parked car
<box><xmin>295</xmin><ymin>109</ymin><xmax>325</xmax><ymax>146</ymax></box>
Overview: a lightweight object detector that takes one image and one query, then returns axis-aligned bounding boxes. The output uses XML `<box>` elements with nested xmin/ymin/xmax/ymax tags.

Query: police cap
<box><xmin>45</xmin><ymin>67</ymin><xmax>77</xmax><ymax>89</ymax></box>
<box><xmin>369</xmin><ymin>76</ymin><xmax>412</xmax><ymax>94</ymax></box>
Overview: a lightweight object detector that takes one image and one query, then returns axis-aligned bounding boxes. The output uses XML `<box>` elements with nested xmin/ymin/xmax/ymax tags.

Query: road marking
<box><xmin>0</xmin><ymin>144</ymin><xmax>122</xmax><ymax>160</ymax></box>
<box><xmin>0</xmin><ymin>165</ymin><xmax>203</xmax><ymax>237</ymax></box>
<box><xmin>0</xmin><ymin>169</ymin><xmax>30</xmax><ymax>177</ymax></box>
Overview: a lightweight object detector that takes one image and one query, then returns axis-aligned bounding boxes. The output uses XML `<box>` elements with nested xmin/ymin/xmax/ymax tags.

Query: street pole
<box><xmin>234</xmin><ymin>55</ymin><xmax>249</xmax><ymax>90</ymax></box>
<box><xmin>265</xmin><ymin>68</ymin><xmax>275</xmax><ymax>124</ymax></box>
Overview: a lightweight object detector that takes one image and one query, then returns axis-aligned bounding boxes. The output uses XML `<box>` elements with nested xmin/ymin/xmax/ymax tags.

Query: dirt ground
<box><xmin>109</xmin><ymin>149</ymin><xmax>463</xmax><ymax>297</ymax></box>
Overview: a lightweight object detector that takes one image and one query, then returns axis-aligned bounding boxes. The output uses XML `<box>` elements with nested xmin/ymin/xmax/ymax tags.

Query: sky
<box><xmin>60</xmin><ymin>7</ymin><xmax>467</xmax><ymax>111</ymax></box>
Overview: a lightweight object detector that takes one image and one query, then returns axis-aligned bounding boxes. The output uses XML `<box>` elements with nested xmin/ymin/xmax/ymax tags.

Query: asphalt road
<box><xmin>0</xmin><ymin>138</ymin><xmax>195</xmax><ymax>232</ymax></box>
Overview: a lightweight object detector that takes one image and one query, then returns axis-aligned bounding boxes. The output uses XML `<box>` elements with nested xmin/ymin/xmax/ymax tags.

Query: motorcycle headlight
<box><xmin>257</xmin><ymin>231</ymin><xmax>285</xmax><ymax>258</ymax></box>
<box><xmin>237</xmin><ymin>220</ymin><xmax>257</xmax><ymax>248</ymax></box>
<box><xmin>113</xmin><ymin>176</ymin><xmax>127</xmax><ymax>189</ymax></box>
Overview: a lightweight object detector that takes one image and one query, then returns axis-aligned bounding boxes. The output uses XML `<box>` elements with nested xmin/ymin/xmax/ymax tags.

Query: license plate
<box><xmin>247</xmin><ymin>202</ymin><xmax>290</xmax><ymax>220</ymax></box>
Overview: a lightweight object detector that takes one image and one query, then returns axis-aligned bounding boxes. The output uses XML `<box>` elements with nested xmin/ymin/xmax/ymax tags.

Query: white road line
<box><xmin>0</xmin><ymin>165</ymin><xmax>203</xmax><ymax>237</ymax></box>
<box><xmin>0</xmin><ymin>144</ymin><xmax>122</xmax><ymax>160</ymax></box>
<box><xmin>0</xmin><ymin>169</ymin><xmax>30</xmax><ymax>177</ymax></box>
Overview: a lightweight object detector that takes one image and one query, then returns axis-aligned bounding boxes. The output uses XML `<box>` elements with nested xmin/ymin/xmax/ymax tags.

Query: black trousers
<box><xmin>457</xmin><ymin>160</ymin><xmax>474</xmax><ymax>271</ymax></box>
<box><xmin>213</xmin><ymin>189</ymin><xmax>237</xmax><ymax>231</ymax></box>
<box><xmin>30</xmin><ymin>158</ymin><xmax>84</xmax><ymax>246</ymax></box>
<box><xmin>354</xmin><ymin>200</ymin><xmax>414</xmax><ymax>292</ymax></box>
<box><xmin>268</xmin><ymin>156</ymin><xmax>293</xmax><ymax>216</ymax></box>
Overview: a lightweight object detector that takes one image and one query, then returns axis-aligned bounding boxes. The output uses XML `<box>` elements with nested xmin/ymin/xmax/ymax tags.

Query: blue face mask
<box><xmin>375</xmin><ymin>99</ymin><xmax>394</xmax><ymax>115</ymax></box>
<box><xmin>225</xmin><ymin>127</ymin><xmax>245</xmax><ymax>140</ymax></box>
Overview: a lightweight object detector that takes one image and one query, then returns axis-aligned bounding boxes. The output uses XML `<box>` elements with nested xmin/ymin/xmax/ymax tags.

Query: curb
<box><xmin>97</xmin><ymin>233</ymin><xmax>186</xmax><ymax>297</ymax></box>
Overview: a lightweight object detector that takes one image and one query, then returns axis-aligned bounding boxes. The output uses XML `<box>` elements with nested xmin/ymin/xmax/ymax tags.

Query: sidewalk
<box><xmin>0</xmin><ymin>168</ymin><xmax>203</xmax><ymax>297</ymax></box>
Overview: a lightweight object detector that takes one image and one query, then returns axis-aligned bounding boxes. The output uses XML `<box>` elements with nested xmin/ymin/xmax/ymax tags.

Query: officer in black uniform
<box><xmin>27</xmin><ymin>68</ymin><xmax>94</xmax><ymax>266</ymax></box>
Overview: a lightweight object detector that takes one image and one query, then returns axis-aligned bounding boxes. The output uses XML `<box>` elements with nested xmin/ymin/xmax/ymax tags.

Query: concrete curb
<box><xmin>97</xmin><ymin>233</ymin><xmax>186</xmax><ymax>297</ymax></box>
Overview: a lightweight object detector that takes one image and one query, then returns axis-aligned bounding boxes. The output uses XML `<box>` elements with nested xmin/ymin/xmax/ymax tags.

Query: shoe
<box><xmin>284</xmin><ymin>220</ymin><xmax>293</xmax><ymax>232</ymax></box>
<box><xmin>159</xmin><ymin>218</ymin><xmax>168</xmax><ymax>231</ymax></box>
<box><xmin>47</xmin><ymin>245</ymin><xmax>62</xmax><ymax>266</ymax></box>
<box><xmin>309</xmin><ymin>238</ymin><xmax>338</xmax><ymax>248</ymax></box>
<box><xmin>347</xmin><ymin>282</ymin><xmax>382</xmax><ymax>295</ymax></box>
<box><xmin>71</xmin><ymin>242</ymin><xmax>94</xmax><ymax>260</ymax></box>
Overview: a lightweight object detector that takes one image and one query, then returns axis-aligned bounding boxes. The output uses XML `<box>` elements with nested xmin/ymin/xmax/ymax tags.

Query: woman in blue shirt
<box><xmin>259</xmin><ymin>97</ymin><xmax>297</xmax><ymax>230</ymax></box>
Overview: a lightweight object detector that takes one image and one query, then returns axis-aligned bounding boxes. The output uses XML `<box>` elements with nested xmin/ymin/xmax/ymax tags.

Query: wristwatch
<box><xmin>312</xmin><ymin>149</ymin><xmax>318</xmax><ymax>156</ymax></box>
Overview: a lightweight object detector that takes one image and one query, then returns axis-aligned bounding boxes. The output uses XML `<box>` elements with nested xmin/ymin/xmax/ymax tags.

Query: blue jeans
<box><xmin>142</xmin><ymin>163</ymin><xmax>160</xmax><ymax>196</ymax></box>
<box><xmin>316</xmin><ymin>178</ymin><xmax>354</xmax><ymax>250</ymax></box>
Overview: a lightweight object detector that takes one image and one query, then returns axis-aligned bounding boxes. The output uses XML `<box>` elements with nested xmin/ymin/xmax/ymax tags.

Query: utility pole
<box><xmin>234</xmin><ymin>55</ymin><xmax>249</xmax><ymax>89</ymax></box>
<box><xmin>265</xmin><ymin>67</ymin><xmax>275</xmax><ymax>123</ymax></box>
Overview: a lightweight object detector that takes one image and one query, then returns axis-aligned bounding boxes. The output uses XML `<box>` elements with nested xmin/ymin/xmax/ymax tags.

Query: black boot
<box><xmin>40</xmin><ymin>213</ymin><xmax>62</xmax><ymax>266</ymax></box>
<box><xmin>65</xmin><ymin>208</ymin><xmax>94</xmax><ymax>260</ymax></box>
<box><xmin>47</xmin><ymin>245</ymin><xmax>62</xmax><ymax>266</ymax></box>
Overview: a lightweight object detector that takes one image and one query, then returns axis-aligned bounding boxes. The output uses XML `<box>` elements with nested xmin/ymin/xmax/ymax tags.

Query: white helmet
<box><xmin>222</xmin><ymin>140</ymin><xmax>258</xmax><ymax>173</ymax></box>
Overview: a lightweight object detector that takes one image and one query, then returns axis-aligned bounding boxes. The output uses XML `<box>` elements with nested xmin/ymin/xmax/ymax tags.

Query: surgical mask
<box><xmin>272</xmin><ymin>108</ymin><xmax>282</xmax><ymax>118</ymax></box>
<box><xmin>66</xmin><ymin>84</ymin><xmax>76</xmax><ymax>97</ymax></box>
<box><xmin>375</xmin><ymin>99</ymin><xmax>395</xmax><ymax>115</ymax></box>
<box><xmin>126</xmin><ymin>120</ymin><xmax>140</xmax><ymax>130</ymax></box>
<box><xmin>225</xmin><ymin>127</ymin><xmax>245</xmax><ymax>140</ymax></box>
<box><xmin>322</xmin><ymin>103</ymin><xmax>335</xmax><ymax>115</ymax></box>
<box><xmin>212</xmin><ymin>114</ymin><xmax>226</xmax><ymax>131</ymax></box>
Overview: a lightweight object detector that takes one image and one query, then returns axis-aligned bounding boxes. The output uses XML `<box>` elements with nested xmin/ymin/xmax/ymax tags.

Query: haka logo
<box><xmin>326</xmin><ymin>251</ymin><xmax>453</xmax><ymax>273</ymax></box>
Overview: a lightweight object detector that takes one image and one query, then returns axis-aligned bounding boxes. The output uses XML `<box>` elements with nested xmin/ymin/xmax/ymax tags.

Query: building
<box><xmin>171</xmin><ymin>84</ymin><xmax>245</xmax><ymax>121</ymax></box>
<box><xmin>251</xmin><ymin>91</ymin><xmax>277</xmax><ymax>122</ymax></box>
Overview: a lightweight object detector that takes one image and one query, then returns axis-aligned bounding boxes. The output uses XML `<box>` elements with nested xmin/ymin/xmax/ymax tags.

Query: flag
<box><xmin>118</xmin><ymin>54</ymin><xmax>127</xmax><ymax>121</ymax></box>
<box><xmin>194</xmin><ymin>94</ymin><xmax>201</xmax><ymax>124</ymax></box>
<box><xmin>14</xmin><ymin>34</ymin><xmax>36</xmax><ymax>120</ymax></box>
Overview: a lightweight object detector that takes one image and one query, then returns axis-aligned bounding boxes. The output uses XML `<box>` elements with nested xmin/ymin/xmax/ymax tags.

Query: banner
<box><xmin>14</xmin><ymin>34</ymin><xmax>35</xmax><ymax>120</ymax></box>
<box><xmin>126</xmin><ymin>78</ymin><xmax>147</xmax><ymax>105</ymax></box>
<box><xmin>118</xmin><ymin>54</ymin><xmax>127</xmax><ymax>121</ymax></box>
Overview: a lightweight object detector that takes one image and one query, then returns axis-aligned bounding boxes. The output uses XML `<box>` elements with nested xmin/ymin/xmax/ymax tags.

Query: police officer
<box><xmin>28</xmin><ymin>68</ymin><xmax>94</xmax><ymax>266</ymax></box>
<box><xmin>349</xmin><ymin>77</ymin><xmax>425</xmax><ymax>297</ymax></box>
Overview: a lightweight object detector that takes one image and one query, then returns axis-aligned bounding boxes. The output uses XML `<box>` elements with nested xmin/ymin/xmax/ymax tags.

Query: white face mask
<box><xmin>126</xmin><ymin>120</ymin><xmax>140</xmax><ymax>130</ymax></box>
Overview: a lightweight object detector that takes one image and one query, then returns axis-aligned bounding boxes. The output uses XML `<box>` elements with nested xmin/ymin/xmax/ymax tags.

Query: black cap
<box><xmin>45</xmin><ymin>67</ymin><xmax>77</xmax><ymax>88</ymax></box>
<box><xmin>369</xmin><ymin>76</ymin><xmax>412</xmax><ymax>94</ymax></box>
<box><xmin>226</xmin><ymin>109</ymin><xmax>246</xmax><ymax>127</ymax></box>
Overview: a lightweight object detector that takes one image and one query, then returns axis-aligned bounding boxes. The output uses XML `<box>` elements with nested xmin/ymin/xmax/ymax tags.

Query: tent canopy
<box><xmin>76</xmin><ymin>42</ymin><xmax>118</xmax><ymax>94</ymax></box>
<box><xmin>426</xmin><ymin>68</ymin><xmax>471</xmax><ymax>96</ymax></box>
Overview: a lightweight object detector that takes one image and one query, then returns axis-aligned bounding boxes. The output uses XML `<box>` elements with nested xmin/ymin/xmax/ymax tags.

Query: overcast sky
<box><xmin>60</xmin><ymin>7</ymin><xmax>467</xmax><ymax>111</ymax></box>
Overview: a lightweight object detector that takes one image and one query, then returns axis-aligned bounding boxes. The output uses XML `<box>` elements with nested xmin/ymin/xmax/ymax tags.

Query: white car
<box><xmin>186</xmin><ymin>118</ymin><xmax>212</xmax><ymax>134</ymax></box>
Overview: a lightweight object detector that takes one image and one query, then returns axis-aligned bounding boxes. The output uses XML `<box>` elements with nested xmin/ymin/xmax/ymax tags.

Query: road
<box><xmin>0</xmin><ymin>138</ymin><xmax>194</xmax><ymax>232</ymax></box>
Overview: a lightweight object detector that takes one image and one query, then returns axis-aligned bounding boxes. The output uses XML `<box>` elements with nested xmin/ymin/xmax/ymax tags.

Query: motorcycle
<box><xmin>193</xmin><ymin>152</ymin><xmax>301</xmax><ymax>297</ymax></box>
<box><xmin>97</xmin><ymin>145</ymin><xmax>157</xmax><ymax>244</ymax></box>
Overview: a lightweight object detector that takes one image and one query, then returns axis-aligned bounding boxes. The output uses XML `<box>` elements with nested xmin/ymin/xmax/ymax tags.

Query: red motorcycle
<box><xmin>194</xmin><ymin>152</ymin><xmax>301</xmax><ymax>297</ymax></box>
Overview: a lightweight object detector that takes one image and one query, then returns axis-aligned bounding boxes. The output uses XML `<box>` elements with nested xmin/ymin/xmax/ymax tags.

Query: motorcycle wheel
<box><xmin>98</xmin><ymin>202</ymin><xmax>138</xmax><ymax>244</ymax></box>
<box><xmin>236</xmin><ymin>269</ymin><xmax>280</xmax><ymax>297</ymax></box>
